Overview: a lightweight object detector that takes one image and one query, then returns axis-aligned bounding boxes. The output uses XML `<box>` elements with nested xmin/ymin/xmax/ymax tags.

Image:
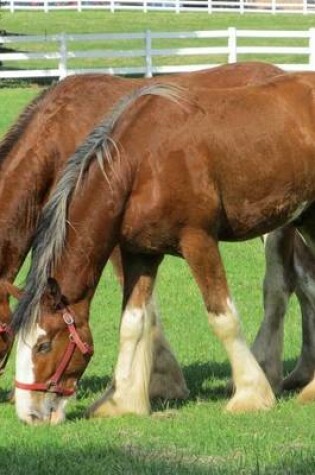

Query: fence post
<box><xmin>59</xmin><ymin>33</ymin><xmax>68</xmax><ymax>80</ymax></box>
<box><xmin>10</xmin><ymin>0</ymin><xmax>14</xmax><ymax>13</ymax></box>
<box><xmin>309</xmin><ymin>28</ymin><xmax>315</xmax><ymax>71</ymax></box>
<box><xmin>145</xmin><ymin>30</ymin><xmax>152</xmax><ymax>78</ymax></box>
<box><xmin>78</xmin><ymin>0</ymin><xmax>82</xmax><ymax>12</ymax></box>
<box><xmin>271</xmin><ymin>0</ymin><xmax>276</xmax><ymax>14</ymax></box>
<box><xmin>143</xmin><ymin>0</ymin><xmax>147</xmax><ymax>13</ymax></box>
<box><xmin>44</xmin><ymin>0</ymin><xmax>49</xmax><ymax>13</ymax></box>
<box><xmin>302</xmin><ymin>0</ymin><xmax>307</xmax><ymax>14</ymax></box>
<box><xmin>175</xmin><ymin>0</ymin><xmax>180</xmax><ymax>13</ymax></box>
<box><xmin>207</xmin><ymin>0</ymin><xmax>212</xmax><ymax>14</ymax></box>
<box><xmin>228</xmin><ymin>27</ymin><xmax>237</xmax><ymax>63</ymax></box>
<box><xmin>240</xmin><ymin>0</ymin><xmax>244</xmax><ymax>15</ymax></box>
<box><xmin>110</xmin><ymin>0</ymin><xmax>115</xmax><ymax>13</ymax></box>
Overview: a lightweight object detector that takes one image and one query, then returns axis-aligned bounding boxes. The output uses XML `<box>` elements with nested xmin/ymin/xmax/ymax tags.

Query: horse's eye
<box><xmin>36</xmin><ymin>341</ymin><xmax>52</xmax><ymax>354</ymax></box>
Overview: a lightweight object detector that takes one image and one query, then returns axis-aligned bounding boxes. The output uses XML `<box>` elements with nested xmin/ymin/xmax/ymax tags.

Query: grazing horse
<box><xmin>0</xmin><ymin>62</ymin><xmax>282</xmax><ymax>397</ymax></box>
<box><xmin>12</xmin><ymin>73</ymin><xmax>315</xmax><ymax>424</ymax></box>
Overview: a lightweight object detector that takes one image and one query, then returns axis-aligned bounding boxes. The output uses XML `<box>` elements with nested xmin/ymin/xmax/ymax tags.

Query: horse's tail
<box><xmin>12</xmin><ymin>82</ymin><xmax>186</xmax><ymax>333</ymax></box>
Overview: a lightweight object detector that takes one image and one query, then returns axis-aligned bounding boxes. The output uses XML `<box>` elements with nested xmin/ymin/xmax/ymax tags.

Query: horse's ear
<box><xmin>43</xmin><ymin>278</ymin><xmax>68</xmax><ymax>311</ymax></box>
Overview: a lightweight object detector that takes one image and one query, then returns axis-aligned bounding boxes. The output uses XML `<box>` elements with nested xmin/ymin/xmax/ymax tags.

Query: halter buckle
<box><xmin>47</xmin><ymin>380</ymin><xmax>57</xmax><ymax>392</ymax></box>
<box><xmin>63</xmin><ymin>311</ymin><xmax>74</xmax><ymax>326</ymax></box>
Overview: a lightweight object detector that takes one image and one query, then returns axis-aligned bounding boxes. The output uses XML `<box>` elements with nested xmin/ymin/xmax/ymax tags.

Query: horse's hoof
<box><xmin>86</xmin><ymin>391</ymin><xmax>151</xmax><ymax>419</ymax></box>
<box><xmin>225</xmin><ymin>389</ymin><xmax>276</xmax><ymax>413</ymax></box>
<box><xmin>297</xmin><ymin>379</ymin><xmax>315</xmax><ymax>404</ymax></box>
<box><xmin>86</xmin><ymin>398</ymin><xmax>125</xmax><ymax>419</ymax></box>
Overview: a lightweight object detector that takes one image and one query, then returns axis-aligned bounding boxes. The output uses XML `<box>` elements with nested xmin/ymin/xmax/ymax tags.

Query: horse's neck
<box><xmin>0</xmin><ymin>142</ymin><xmax>57</xmax><ymax>281</ymax></box>
<box><xmin>0</xmin><ymin>116</ymin><xmax>89</xmax><ymax>282</ymax></box>
<box><xmin>52</xmin><ymin>159</ymin><xmax>131</xmax><ymax>307</ymax></box>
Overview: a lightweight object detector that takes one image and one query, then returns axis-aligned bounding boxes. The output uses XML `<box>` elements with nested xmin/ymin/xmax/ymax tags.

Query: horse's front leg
<box><xmin>251</xmin><ymin>229</ymin><xmax>295</xmax><ymax>394</ymax></box>
<box><xmin>110</xmin><ymin>246</ymin><xmax>188</xmax><ymax>401</ymax></box>
<box><xmin>181</xmin><ymin>229</ymin><xmax>276</xmax><ymax>412</ymax></box>
<box><xmin>87</xmin><ymin>252</ymin><xmax>164</xmax><ymax>418</ymax></box>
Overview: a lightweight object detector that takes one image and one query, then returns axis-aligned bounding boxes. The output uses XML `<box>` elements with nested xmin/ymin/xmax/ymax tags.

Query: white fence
<box><xmin>1</xmin><ymin>0</ymin><xmax>315</xmax><ymax>14</ymax></box>
<box><xmin>1</xmin><ymin>28</ymin><xmax>315</xmax><ymax>79</ymax></box>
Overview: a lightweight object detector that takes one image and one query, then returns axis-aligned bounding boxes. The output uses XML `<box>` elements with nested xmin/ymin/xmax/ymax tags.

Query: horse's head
<box><xmin>15</xmin><ymin>278</ymin><xmax>93</xmax><ymax>425</ymax></box>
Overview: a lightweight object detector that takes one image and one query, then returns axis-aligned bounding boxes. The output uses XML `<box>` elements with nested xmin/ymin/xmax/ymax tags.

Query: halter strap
<box><xmin>15</xmin><ymin>309</ymin><xmax>93</xmax><ymax>397</ymax></box>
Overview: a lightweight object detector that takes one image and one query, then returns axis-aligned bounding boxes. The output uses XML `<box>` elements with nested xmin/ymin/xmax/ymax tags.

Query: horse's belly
<box><xmin>219</xmin><ymin>196</ymin><xmax>310</xmax><ymax>241</ymax></box>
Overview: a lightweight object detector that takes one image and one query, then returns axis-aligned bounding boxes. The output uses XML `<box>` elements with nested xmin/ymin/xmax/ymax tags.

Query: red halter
<box><xmin>15</xmin><ymin>309</ymin><xmax>93</xmax><ymax>397</ymax></box>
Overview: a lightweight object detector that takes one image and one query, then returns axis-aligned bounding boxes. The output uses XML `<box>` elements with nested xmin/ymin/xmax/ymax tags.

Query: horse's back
<box><xmin>120</xmin><ymin>73</ymin><xmax>315</xmax><ymax>245</ymax></box>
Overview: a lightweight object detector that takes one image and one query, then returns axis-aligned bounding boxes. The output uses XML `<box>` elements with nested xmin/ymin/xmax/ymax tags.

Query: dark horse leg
<box><xmin>288</xmin><ymin>213</ymin><xmax>315</xmax><ymax>402</ymax></box>
<box><xmin>88</xmin><ymin>252</ymin><xmax>187</xmax><ymax>418</ymax></box>
<box><xmin>251</xmin><ymin>228</ymin><xmax>296</xmax><ymax>394</ymax></box>
<box><xmin>110</xmin><ymin>247</ymin><xmax>188</xmax><ymax>401</ymax></box>
<box><xmin>180</xmin><ymin>229</ymin><xmax>275</xmax><ymax>412</ymax></box>
<box><xmin>281</xmin><ymin>231</ymin><xmax>315</xmax><ymax>398</ymax></box>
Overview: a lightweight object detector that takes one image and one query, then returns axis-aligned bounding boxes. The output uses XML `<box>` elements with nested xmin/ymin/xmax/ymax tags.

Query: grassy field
<box><xmin>1</xmin><ymin>11</ymin><xmax>315</xmax><ymax>74</ymax></box>
<box><xmin>2</xmin><ymin>10</ymin><xmax>315</xmax><ymax>34</ymax></box>
<box><xmin>1</xmin><ymin>81</ymin><xmax>315</xmax><ymax>473</ymax></box>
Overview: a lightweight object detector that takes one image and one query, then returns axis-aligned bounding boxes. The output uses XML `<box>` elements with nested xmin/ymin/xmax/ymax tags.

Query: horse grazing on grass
<box><xmin>12</xmin><ymin>73</ymin><xmax>315</xmax><ymax>424</ymax></box>
<box><xmin>0</xmin><ymin>62</ymin><xmax>283</xmax><ymax>398</ymax></box>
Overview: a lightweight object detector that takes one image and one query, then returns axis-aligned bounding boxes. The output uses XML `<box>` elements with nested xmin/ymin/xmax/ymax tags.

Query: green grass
<box><xmin>1</xmin><ymin>11</ymin><xmax>315</xmax><ymax>73</ymax></box>
<box><xmin>0</xmin><ymin>88</ymin><xmax>315</xmax><ymax>474</ymax></box>
<box><xmin>0</xmin><ymin>87</ymin><xmax>41</xmax><ymax>135</ymax></box>
<box><xmin>2</xmin><ymin>11</ymin><xmax>315</xmax><ymax>34</ymax></box>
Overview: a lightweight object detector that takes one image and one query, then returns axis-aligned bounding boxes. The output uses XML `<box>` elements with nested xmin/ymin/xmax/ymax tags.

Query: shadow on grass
<box><xmin>68</xmin><ymin>360</ymin><xmax>231</xmax><ymax>419</ymax></box>
<box><xmin>76</xmin><ymin>357</ymin><xmax>303</xmax><ymax>399</ymax></box>
<box><xmin>184</xmin><ymin>360</ymin><xmax>231</xmax><ymax>400</ymax></box>
<box><xmin>0</xmin><ymin>387</ymin><xmax>13</xmax><ymax>404</ymax></box>
<box><xmin>69</xmin><ymin>357</ymin><xmax>306</xmax><ymax>419</ymax></box>
<box><xmin>77</xmin><ymin>374</ymin><xmax>111</xmax><ymax>399</ymax></box>
<box><xmin>1</xmin><ymin>444</ymin><xmax>315</xmax><ymax>475</ymax></box>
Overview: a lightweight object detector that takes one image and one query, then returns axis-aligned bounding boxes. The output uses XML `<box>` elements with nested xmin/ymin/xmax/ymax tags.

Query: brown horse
<box><xmin>12</xmin><ymin>72</ymin><xmax>315</xmax><ymax>424</ymax></box>
<box><xmin>0</xmin><ymin>62</ymin><xmax>282</xmax><ymax>397</ymax></box>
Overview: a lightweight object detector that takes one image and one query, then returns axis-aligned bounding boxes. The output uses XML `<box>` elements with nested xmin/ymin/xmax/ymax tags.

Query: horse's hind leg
<box><xmin>282</xmin><ymin>288</ymin><xmax>315</xmax><ymax>392</ymax></box>
<box><xmin>110</xmin><ymin>246</ymin><xmax>188</xmax><ymax>400</ymax></box>
<box><xmin>149</xmin><ymin>304</ymin><xmax>189</xmax><ymax>400</ymax></box>
<box><xmin>87</xmin><ymin>252</ymin><xmax>163</xmax><ymax>418</ymax></box>
<box><xmin>288</xmin><ymin>214</ymin><xmax>315</xmax><ymax>402</ymax></box>
<box><xmin>181</xmin><ymin>229</ymin><xmax>276</xmax><ymax>412</ymax></box>
<box><xmin>251</xmin><ymin>229</ymin><xmax>295</xmax><ymax>393</ymax></box>
<box><xmin>282</xmin><ymin>233</ymin><xmax>315</xmax><ymax>395</ymax></box>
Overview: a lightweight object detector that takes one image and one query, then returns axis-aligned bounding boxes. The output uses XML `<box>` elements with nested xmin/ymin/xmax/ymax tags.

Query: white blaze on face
<box><xmin>15</xmin><ymin>324</ymin><xmax>46</xmax><ymax>423</ymax></box>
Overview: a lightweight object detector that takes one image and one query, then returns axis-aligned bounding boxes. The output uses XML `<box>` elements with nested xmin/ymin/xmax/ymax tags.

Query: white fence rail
<box><xmin>1</xmin><ymin>28</ymin><xmax>315</xmax><ymax>79</ymax></box>
<box><xmin>1</xmin><ymin>0</ymin><xmax>315</xmax><ymax>14</ymax></box>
